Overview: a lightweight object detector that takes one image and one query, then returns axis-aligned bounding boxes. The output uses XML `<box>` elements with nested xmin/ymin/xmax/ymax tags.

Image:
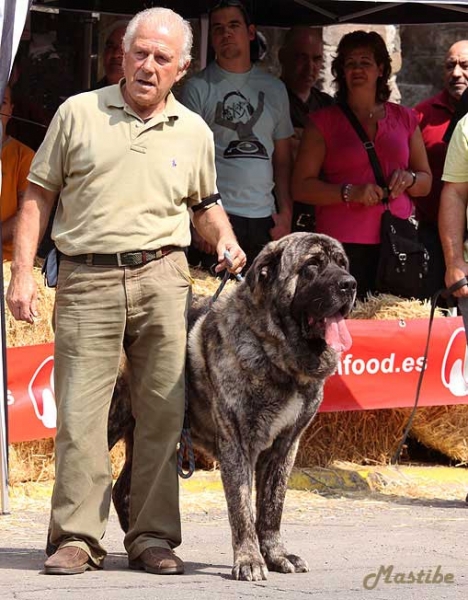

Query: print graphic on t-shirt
<box><xmin>215</xmin><ymin>90</ymin><xmax>268</xmax><ymax>159</ymax></box>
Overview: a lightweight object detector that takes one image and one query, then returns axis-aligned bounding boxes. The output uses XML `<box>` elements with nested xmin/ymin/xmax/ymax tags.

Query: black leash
<box><xmin>177</xmin><ymin>251</ymin><xmax>243</xmax><ymax>478</ymax></box>
<box><xmin>391</xmin><ymin>278</ymin><xmax>468</xmax><ymax>464</ymax></box>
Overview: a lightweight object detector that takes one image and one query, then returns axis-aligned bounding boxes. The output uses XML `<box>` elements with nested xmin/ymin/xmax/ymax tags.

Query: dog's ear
<box><xmin>245</xmin><ymin>242</ymin><xmax>283</xmax><ymax>293</ymax></box>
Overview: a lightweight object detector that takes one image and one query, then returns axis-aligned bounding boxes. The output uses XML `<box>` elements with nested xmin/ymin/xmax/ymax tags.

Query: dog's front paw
<box><xmin>232</xmin><ymin>554</ymin><xmax>268</xmax><ymax>581</ymax></box>
<box><xmin>264</xmin><ymin>551</ymin><xmax>309</xmax><ymax>574</ymax></box>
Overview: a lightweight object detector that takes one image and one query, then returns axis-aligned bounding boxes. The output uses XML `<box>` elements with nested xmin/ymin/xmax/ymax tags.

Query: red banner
<box><xmin>7</xmin><ymin>317</ymin><xmax>468</xmax><ymax>443</ymax></box>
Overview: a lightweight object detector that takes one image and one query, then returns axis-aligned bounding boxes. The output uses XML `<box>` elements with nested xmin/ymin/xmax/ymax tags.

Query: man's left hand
<box><xmin>270</xmin><ymin>212</ymin><xmax>291</xmax><ymax>241</ymax></box>
<box><xmin>214</xmin><ymin>240</ymin><xmax>246</xmax><ymax>275</ymax></box>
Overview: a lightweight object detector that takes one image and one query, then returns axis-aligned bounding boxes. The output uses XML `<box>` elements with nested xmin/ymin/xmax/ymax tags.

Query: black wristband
<box><xmin>192</xmin><ymin>193</ymin><xmax>221</xmax><ymax>212</ymax></box>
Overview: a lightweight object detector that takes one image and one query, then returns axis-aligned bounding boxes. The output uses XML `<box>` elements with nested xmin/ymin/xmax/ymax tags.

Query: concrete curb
<box><xmin>180</xmin><ymin>464</ymin><xmax>468</xmax><ymax>495</ymax></box>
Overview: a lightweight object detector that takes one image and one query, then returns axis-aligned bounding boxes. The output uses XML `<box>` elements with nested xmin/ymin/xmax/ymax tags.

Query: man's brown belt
<box><xmin>62</xmin><ymin>246</ymin><xmax>179</xmax><ymax>267</ymax></box>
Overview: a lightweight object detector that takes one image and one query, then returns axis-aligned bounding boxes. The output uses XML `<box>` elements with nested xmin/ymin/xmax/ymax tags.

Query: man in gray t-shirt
<box><xmin>179</xmin><ymin>0</ymin><xmax>293</xmax><ymax>269</ymax></box>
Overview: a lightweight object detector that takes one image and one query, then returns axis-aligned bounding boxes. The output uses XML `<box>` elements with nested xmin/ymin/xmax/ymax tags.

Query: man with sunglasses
<box><xmin>179</xmin><ymin>0</ymin><xmax>294</xmax><ymax>269</ymax></box>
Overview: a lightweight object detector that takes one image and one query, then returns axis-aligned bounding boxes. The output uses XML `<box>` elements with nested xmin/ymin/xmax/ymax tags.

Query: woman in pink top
<box><xmin>292</xmin><ymin>31</ymin><xmax>431</xmax><ymax>298</ymax></box>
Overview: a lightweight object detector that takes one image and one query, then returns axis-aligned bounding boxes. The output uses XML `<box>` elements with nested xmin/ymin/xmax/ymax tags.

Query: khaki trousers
<box><xmin>50</xmin><ymin>250</ymin><xmax>191</xmax><ymax>565</ymax></box>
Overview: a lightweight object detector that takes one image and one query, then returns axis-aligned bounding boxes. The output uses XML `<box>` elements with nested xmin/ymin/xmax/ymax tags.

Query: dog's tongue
<box><xmin>324</xmin><ymin>313</ymin><xmax>352</xmax><ymax>353</ymax></box>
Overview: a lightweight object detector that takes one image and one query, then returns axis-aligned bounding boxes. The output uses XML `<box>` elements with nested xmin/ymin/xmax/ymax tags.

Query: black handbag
<box><xmin>339</xmin><ymin>103</ymin><xmax>430</xmax><ymax>298</ymax></box>
<box><xmin>377</xmin><ymin>207</ymin><xmax>430</xmax><ymax>298</ymax></box>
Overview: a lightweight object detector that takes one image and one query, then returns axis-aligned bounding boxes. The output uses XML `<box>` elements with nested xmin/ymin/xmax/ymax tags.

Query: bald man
<box><xmin>279</xmin><ymin>26</ymin><xmax>333</xmax><ymax>232</ymax></box>
<box><xmin>279</xmin><ymin>26</ymin><xmax>333</xmax><ymax>133</ymax></box>
<box><xmin>415</xmin><ymin>40</ymin><xmax>468</xmax><ymax>301</ymax></box>
<box><xmin>94</xmin><ymin>20</ymin><xmax>129</xmax><ymax>88</ymax></box>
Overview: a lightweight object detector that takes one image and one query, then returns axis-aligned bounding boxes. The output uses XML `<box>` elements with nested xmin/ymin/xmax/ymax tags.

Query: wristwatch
<box><xmin>407</xmin><ymin>170</ymin><xmax>417</xmax><ymax>189</ymax></box>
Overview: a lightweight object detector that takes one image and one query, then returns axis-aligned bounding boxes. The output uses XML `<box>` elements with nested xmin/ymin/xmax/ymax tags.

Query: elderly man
<box><xmin>7</xmin><ymin>7</ymin><xmax>245</xmax><ymax>577</ymax></box>
<box><xmin>278</xmin><ymin>26</ymin><xmax>333</xmax><ymax>232</ymax></box>
<box><xmin>179</xmin><ymin>0</ymin><xmax>293</xmax><ymax>269</ymax></box>
<box><xmin>415</xmin><ymin>40</ymin><xmax>468</xmax><ymax>300</ymax></box>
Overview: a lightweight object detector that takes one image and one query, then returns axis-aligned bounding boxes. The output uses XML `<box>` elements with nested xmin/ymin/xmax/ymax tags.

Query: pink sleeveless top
<box><xmin>310</xmin><ymin>102</ymin><xmax>418</xmax><ymax>244</ymax></box>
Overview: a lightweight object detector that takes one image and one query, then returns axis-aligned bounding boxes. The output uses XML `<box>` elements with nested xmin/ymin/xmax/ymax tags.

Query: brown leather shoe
<box><xmin>44</xmin><ymin>546</ymin><xmax>97</xmax><ymax>575</ymax></box>
<box><xmin>129</xmin><ymin>547</ymin><xmax>184</xmax><ymax>575</ymax></box>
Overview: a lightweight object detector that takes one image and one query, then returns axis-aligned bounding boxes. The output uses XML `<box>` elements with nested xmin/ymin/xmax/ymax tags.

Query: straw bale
<box><xmin>407</xmin><ymin>405</ymin><xmax>468</xmax><ymax>465</ymax></box>
<box><xmin>296</xmin><ymin>409</ymin><xmax>412</xmax><ymax>467</ymax></box>
<box><xmin>191</xmin><ymin>266</ymin><xmax>236</xmax><ymax>297</ymax></box>
<box><xmin>9</xmin><ymin>438</ymin><xmax>55</xmax><ymax>486</ymax></box>
<box><xmin>350</xmin><ymin>293</ymin><xmax>446</xmax><ymax>320</ymax></box>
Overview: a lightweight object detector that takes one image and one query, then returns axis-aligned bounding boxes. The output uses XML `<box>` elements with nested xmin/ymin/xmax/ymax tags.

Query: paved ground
<box><xmin>1</xmin><ymin>465</ymin><xmax>468</xmax><ymax>599</ymax></box>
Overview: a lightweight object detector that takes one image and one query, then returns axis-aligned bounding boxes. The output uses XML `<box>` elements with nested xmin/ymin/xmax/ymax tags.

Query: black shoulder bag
<box><xmin>339</xmin><ymin>102</ymin><xmax>430</xmax><ymax>299</ymax></box>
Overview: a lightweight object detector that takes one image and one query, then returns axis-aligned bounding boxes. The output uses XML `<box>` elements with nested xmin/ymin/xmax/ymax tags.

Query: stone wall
<box><xmin>398</xmin><ymin>24</ymin><xmax>468</xmax><ymax>107</ymax></box>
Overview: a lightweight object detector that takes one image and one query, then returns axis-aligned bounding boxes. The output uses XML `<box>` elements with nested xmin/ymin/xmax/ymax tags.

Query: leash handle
<box><xmin>177</xmin><ymin>427</ymin><xmax>196</xmax><ymax>479</ymax></box>
<box><xmin>224</xmin><ymin>250</ymin><xmax>243</xmax><ymax>282</ymax></box>
<box><xmin>209</xmin><ymin>250</ymin><xmax>244</xmax><ymax>305</ymax></box>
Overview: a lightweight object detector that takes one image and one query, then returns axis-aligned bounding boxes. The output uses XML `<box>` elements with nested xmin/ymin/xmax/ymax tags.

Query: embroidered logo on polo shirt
<box><xmin>171</xmin><ymin>159</ymin><xmax>177</xmax><ymax>167</ymax></box>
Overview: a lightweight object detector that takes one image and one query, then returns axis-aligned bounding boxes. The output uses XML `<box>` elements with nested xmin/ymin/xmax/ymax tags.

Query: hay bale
<box><xmin>407</xmin><ymin>406</ymin><xmax>468</xmax><ymax>465</ymax></box>
<box><xmin>296</xmin><ymin>409</ymin><xmax>412</xmax><ymax>467</ymax></box>
<box><xmin>350</xmin><ymin>293</ymin><xmax>446</xmax><ymax>320</ymax></box>
<box><xmin>9</xmin><ymin>438</ymin><xmax>55</xmax><ymax>486</ymax></box>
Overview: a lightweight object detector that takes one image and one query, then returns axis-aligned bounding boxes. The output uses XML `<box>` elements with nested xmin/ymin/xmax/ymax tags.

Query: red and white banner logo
<box><xmin>442</xmin><ymin>327</ymin><xmax>468</xmax><ymax>397</ymax></box>
<box><xmin>27</xmin><ymin>356</ymin><xmax>56</xmax><ymax>428</ymax></box>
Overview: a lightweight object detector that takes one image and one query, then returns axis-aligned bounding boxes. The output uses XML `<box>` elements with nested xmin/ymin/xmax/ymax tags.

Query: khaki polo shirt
<box><xmin>28</xmin><ymin>84</ymin><xmax>217</xmax><ymax>255</ymax></box>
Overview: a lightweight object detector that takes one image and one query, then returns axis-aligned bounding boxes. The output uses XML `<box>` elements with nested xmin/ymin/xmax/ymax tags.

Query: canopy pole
<box><xmin>1</xmin><ymin>0</ymin><xmax>32</xmax><ymax>515</ymax></box>
<box><xmin>199</xmin><ymin>13</ymin><xmax>209</xmax><ymax>70</ymax></box>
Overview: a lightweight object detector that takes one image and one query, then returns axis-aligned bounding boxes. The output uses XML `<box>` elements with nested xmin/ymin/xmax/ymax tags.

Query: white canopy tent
<box><xmin>29</xmin><ymin>0</ymin><xmax>468</xmax><ymax>25</ymax></box>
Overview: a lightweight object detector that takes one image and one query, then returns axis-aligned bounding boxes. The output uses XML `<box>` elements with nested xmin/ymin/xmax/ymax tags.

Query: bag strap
<box><xmin>338</xmin><ymin>102</ymin><xmax>389</xmax><ymax>205</ymax></box>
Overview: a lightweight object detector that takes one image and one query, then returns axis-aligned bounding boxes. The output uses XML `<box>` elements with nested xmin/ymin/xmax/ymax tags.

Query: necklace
<box><xmin>348</xmin><ymin>102</ymin><xmax>378</xmax><ymax>121</ymax></box>
<box><xmin>369</xmin><ymin>104</ymin><xmax>382</xmax><ymax>119</ymax></box>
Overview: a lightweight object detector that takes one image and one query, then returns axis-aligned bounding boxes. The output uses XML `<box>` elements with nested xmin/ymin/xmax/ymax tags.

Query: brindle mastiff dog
<box><xmin>109</xmin><ymin>232</ymin><xmax>356</xmax><ymax>581</ymax></box>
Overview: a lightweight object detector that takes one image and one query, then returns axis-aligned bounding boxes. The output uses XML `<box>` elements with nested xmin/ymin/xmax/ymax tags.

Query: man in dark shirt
<box><xmin>279</xmin><ymin>26</ymin><xmax>333</xmax><ymax>232</ymax></box>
